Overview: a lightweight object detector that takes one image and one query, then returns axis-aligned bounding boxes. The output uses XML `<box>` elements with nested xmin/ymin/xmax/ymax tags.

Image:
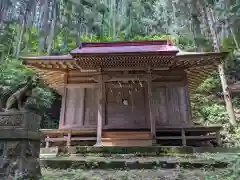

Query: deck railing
<box><xmin>41</xmin><ymin>125</ymin><xmax>222</xmax><ymax>148</ymax></box>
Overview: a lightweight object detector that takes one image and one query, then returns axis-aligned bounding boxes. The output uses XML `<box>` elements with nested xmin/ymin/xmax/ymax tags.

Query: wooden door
<box><xmin>105</xmin><ymin>86</ymin><xmax>147</xmax><ymax>129</ymax></box>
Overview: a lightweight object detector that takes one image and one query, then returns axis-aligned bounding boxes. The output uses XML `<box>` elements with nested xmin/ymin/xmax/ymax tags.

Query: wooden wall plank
<box><xmin>64</xmin><ymin>88</ymin><xmax>76</xmax><ymax>127</ymax></box>
<box><xmin>152</xmin><ymin>85</ymin><xmax>191</xmax><ymax>127</ymax></box>
<box><xmin>74</xmin><ymin>88</ymin><xmax>85</xmax><ymax>127</ymax></box>
<box><xmin>179</xmin><ymin>86</ymin><xmax>189</xmax><ymax>124</ymax></box>
<box><xmin>152</xmin><ymin>87</ymin><xmax>168</xmax><ymax>126</ymax></box>
<box><xmin>84</xmin><ymin>88</ymin><xmax>98</xmax><ymax>127</ymax></box>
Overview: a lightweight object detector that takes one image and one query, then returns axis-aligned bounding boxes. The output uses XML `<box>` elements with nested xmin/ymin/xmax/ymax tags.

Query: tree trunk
<box><xmin>199</xmin><ymin>1</ymin><xmax>213</xmax><ymax>49</ymax></box>
<box><xmin>39</xmin><ymin>0</ymin><xmax>49</xmax><ymax>53</ymax></box>
<box><xmin>47</xmin><ymin>0</ymin><xmax>57</xmax><ymax>55</ymax></box>
<box><xmin>15</xmin><ymin>13</ymin><xmax>27</xmax><ymax>58</ymax></box>
<box><xmin>25</xmin><ymin>1</ymin><xmax>37</xmax><ymax>51</ymax></box>
<box><xmin>229</xmin><ymin>26</ymin><xmax>240</xmax><ymax>49</ymax></box>
<box><xmin>112</xmin><ymin>0</ymin><xmax>116</xmax><ymax>39</ymax></box>
<box><xmin>204</xmin><ymin>2</ymin><xmax>236</xmax><ymax>125</ymax></box>
<box><xmin>15</xmin><ymin>19</ymin><xmax>26</xmax><ymax>58</ymax></box>
<box><xmin>190</xmin><ymin>0</ymin><xmax>204</xmax><ymax>52</ymax></box>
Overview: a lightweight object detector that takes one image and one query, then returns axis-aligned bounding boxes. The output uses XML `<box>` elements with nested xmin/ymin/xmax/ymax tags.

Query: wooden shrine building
<box><xmin>22</xmin><ymin>40</ymin><xmax>224</xmax><ymax>147</ymax></box>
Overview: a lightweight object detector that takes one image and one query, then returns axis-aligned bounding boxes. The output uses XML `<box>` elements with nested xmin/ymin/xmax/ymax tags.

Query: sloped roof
<box><xmin>21</xmin><ymin>40</ymin><xmax>228</xmax><ymax>92</ymax></box>
<box><xmin>70</xmin><ymin>40</ymin><xmax>179</xmax><ymax>55</ymax></box>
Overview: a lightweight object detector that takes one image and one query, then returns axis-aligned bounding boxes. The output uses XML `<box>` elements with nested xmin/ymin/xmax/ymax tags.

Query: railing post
<box><xmin>181</xmin><ymin>128</ymin><xmax>186</xmax><ymax>146</ymax></box>
<box><xmin>216</xmin><ymin>130</ymin><xmax>221</xmax><ymax>146</ymax></box>
<box><xmin>67</xmin><ymin>132</ymin><xmax>71</xmax><ymax>147</ymax></box>
<box><xmin>45</xmin><ymin>135</ymin><xmax>50</xmax><ymax>148</ymax></box>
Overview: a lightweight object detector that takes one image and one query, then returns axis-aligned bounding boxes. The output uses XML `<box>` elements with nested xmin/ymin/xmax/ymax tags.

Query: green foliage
<box><xmin>0</xmin><ymin>58</ymin><xmax>33</xmax><ymax>83</ymax></box>
<box><xmin>191</xmin><ymin>91</ymin><xmax>240</xmax><ymax>147</ymax></box>
<box><xmin>0</xmin><ymin>58</ymin><xmax>55</xmax><ymax>125</ymax></box>
<box><xmin>221</xmin><ymin>35</ymin><xmax>240</xmax><ymax>52</ymax></box>
<box><xmin>197</xmin><ymin>73</ymin><xmax>221</xmax><ymax>93</ymax></box>
<box><xmin>41</xmin><ymin>162</ymin><xmax>240</xmax><ymax>180</ymax></box>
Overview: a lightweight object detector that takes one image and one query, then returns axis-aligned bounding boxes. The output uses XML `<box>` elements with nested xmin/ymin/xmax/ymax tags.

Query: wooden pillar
<box><xmin>147</xmin><ymin>68</ymin><xmax>156</xmax><ymax>139</ymax></box>
<box><xmin>80</xmin><ymin>88</ymin><xmax>85</xmax><ymax>126</ymax></box>
<box><xmin>185</xmin><ymin>76</ymin><xmax>193</xmax><ymax>125</ymax></box>
<box><xmin>95</xmin><ymin>73</ymin><xmax>105</xmax><ymax>146</ymax></box>
<box><xmin>59</xmin><ymin>74</ymin><xmax>67</xmax><ymax>128</ymax></box>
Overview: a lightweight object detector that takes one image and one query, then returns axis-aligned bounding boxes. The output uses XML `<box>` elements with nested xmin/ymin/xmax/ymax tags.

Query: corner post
<box><xmin>147</xmin><ymin>67</ymin><xmax>156</xmax><ymax>142</ymax></box>
<box><xmin>95</xmin><ymin>70</ymin><xmax>105</xmax><ymax>146</ymax></box>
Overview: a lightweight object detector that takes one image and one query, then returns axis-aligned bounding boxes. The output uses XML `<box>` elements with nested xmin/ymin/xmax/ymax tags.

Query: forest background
<box><xmin>0</xmin><ymin>0</ymin><xmax>240</xmax><ymax>146</ymax></box>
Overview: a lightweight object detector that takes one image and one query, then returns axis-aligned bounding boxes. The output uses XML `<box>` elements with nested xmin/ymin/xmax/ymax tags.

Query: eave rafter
<box><xmin>186</xmin><ymin>64</ymin><xmax>218</xmax><ymax>91</ymax></box>
<box><xmin>175</xmin><ymin>55</ymin><xmax>222</xmax><ymax>69</ymax></box>
<box><xmin>26</xmin><ymin>65</ymin><xmax>66</xmax><ymax>90</ymax></box>
<box><xmin>24</xmin><ymin>59</ymin><xmax>76</xmax><ymax>71</ymax></box>
<box><xmin>74</xmin><ymin>54</ymin><xmax>176</xmax><ymax>70</ymax></box>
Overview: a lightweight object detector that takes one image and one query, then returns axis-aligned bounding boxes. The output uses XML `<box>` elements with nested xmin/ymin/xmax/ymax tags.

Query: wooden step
<box><xmin>103</xmin><ymin>131</ymin><xmax>152</xmax><ymax>138</ymax></box>
<box><xmin>101</xmin><ymin>138</ymin><xmax>153</xmax><ymax>147</ymax></box>
<box><xmin>101</xmin><ymin>131</ymin><xmax>153</xmax><ymax>146</ymax></box>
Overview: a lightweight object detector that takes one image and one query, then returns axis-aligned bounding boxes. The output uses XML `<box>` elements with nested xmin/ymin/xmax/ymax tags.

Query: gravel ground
<box><xmin>41</xmin><ymin>168</ymin><xmax>235</xmax><ymax>180</ymax></box>
<box><xmin>44</xmin><ymin>152</ymin><xmax>240</xmax><ymax>162</ymax></box>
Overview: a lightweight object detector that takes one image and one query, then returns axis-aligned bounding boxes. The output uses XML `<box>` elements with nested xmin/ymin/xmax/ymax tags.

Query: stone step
<box><xmin>40</xmin><ymin>155</ymin><xmax>230</xmax><ymax>170</ymax></box>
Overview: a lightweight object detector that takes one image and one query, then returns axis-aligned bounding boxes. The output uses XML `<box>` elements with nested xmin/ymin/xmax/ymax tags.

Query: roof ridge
<box><xmin>79</xmin><ymin>40</ymin><xmax>171</xmax><ymax>48</ymax></box>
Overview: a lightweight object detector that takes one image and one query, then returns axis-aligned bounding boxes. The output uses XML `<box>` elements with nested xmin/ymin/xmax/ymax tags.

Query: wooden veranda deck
<box><xmin>41</xmin><ymin>125</ymin><xmax>222</xmax><ymax>148</ymax></box>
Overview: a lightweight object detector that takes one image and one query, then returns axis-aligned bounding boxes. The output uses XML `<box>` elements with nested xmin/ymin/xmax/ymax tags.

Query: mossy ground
<box><xmin>40</xmin><ymin>152</ymin><xmax>240</xmax><ymax>169</ymax></box>
<box><xmin>40</xmin><ymin>153</ymin><xmax>240</xmax><ymax>179</ymax></box>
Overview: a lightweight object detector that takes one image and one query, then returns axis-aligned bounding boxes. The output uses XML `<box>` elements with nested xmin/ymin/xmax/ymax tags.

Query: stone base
<box><xmin>0</xmin><ymin>111</ymin><xmax>42</xmax><ymax>179</ymax></box>
<box><xmin>0</xmin><ymin>140</ymin><xmax>41</xmax><ymax>179</ymax></box>
<box><xmin>94</xmin><ymin>142</ymin><xmax>103</xmax><ymax>147</ymax></box>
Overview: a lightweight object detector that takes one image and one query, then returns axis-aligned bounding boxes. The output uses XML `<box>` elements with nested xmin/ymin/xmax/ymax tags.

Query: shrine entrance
<box><xmin>104</xmin><ymin>82</ymin><xmax>148</xmax><ymax>130</ymax></box>
<box><xmin>100</xmin><ymin>80</ymin><xmax>152</xmax><ymax>147</ymax></box>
